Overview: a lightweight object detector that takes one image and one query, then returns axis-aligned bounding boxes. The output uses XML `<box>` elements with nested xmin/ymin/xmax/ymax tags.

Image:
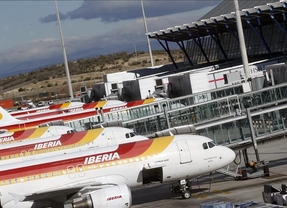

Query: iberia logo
<box><xmin>0</xmin><ymin>113</ymin><xmax>3</xmax><ymax>120</ymax></box>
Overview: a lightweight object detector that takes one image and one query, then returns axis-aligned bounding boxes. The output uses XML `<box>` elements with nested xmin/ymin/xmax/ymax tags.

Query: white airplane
<box><xmin>0</xmin><ymin>126</ymin><xmax>148</xmax><ymax>165</ymax></box>
<box><xmin>0</xmin><ymin>134</ymin><xmax>235</xmax><ymax>208</ymax></box>
<box><xmin>0</xmin><ymin>125</ymin><xmax>75</xmax><ymax>144</ymax></box>
<box><xmin>0</xmin><ymin>97</ymin><xmax>158</xmax><ymax>131</ymax></box>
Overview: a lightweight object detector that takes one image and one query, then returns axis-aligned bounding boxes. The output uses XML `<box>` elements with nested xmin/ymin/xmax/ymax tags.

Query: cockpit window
<box><xmin>202</xmin><ymin>143</ymin><xmax>208</xmax><ymax>150</ymax></box>
<box><xmin>0</xmin><ymin>129</ymin><xmax>8</xmax><ymax>134</ymax></box>
<box><xmin>208</xmin><ymin>142</ymin><xmax>215</xmax><ymax>148</ymax></box>
<box><xmin>130</xmin><ymin>132</ymin><xmax>136</xmax><ymax>137</ymax></box>
<box><xmin>125</xmin><ymin>133</ymin><xmax>130</xmax><ymax>139</ymax></box>
<box><xmin>67</xmin><ymin>130</ymin><xmax>77</xmax><ymax>134</ymax></box>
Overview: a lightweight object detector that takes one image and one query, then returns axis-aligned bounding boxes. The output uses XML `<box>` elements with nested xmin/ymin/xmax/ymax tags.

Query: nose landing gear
<box><xmin>171</xmin><ymin>179</ymin><xmax>191</xmax><ymax>199</ymax></box>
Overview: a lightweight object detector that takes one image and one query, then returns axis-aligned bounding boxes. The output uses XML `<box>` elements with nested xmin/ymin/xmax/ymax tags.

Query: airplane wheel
<box><xmin>182</xmin><ymin>190</ymin><xmax>191</xmax><ymax>199</ymax></box>
<box><xmin>172</xmin><ymin>186</ymin><xmax>181</xmax><ymax>194</ymax></box>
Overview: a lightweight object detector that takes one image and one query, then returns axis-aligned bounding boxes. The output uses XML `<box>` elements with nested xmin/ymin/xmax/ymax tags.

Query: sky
<box><xmin>0</xmin><ymin>0</ymin><xmax>222</xmax><ymax>78</ymax></box>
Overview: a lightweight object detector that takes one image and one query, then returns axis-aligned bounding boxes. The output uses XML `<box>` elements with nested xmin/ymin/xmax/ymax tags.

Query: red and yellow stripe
<box><xmin>0</xmin><ymin>126</ymin><xmax>50</xmax><ymax>143</ymax></box>
<box><xmin>0</xmin><ymin>136</ymin><xmax>174</xmax><ymax>182</ymax></box>
<box><xmin>2</xmin><ymin>98</ymin><xmax>158</xmax><ymax>132</ymax></box>
<box><xmin>0</xmin><ymin>128</ymin><xmax>104</xmax><ymax>158</ymax></box>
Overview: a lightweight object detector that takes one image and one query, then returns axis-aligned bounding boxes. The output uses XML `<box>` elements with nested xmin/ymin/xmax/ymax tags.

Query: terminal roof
<box><xmin>148</xmin><ymin>0</ymin><xmax>285</xmax><ymax>42</ymax></box>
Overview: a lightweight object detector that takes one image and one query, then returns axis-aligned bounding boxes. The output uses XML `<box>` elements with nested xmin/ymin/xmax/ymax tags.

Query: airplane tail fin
<box><xmin>0</xmin><ymin>107</ymin><xmax>20</xmax><ymax>125</ymax></box>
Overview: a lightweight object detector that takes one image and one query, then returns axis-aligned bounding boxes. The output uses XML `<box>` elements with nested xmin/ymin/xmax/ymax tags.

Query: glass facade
<box><xmin>185</xmin><ymin>23</ymin><xmax>287</xmax><ymax>65</ymax></box>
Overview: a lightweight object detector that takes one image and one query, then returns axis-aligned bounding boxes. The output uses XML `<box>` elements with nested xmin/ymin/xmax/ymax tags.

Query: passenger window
<box><xmin>202</xmin><ymin>143</ymin><xmax>208</xmax><ymax>150</ymax></box>
<box><xmin>208</xmin><ymin>142</ymin><xmax>215</xmax><ymax>148</ymax></box>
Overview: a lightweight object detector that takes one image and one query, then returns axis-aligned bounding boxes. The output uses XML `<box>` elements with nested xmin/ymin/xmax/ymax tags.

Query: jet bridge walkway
<box><xmin>66</xmin><ymin>82</ymin><xmax>287</xmax><ymax>150</ymax></box>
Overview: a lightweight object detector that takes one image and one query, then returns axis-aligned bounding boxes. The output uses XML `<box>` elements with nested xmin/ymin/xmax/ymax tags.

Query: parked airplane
<box><xmin>0</xmin><ymin>126</ymin><xmax>148</xmax><ymax>165</ymax></box>
<box><xmin>0</xmin><ymin>134</ymin><xmax>235</xmax><ymax>208</ymax></box>
<box><xmin>0</xmin><ymin>98</ymin><xmax>159</xmax><ymax>131</ymax></box>
<box><xmin>0</xmin><ymin>125</ymin><xmax>75</xmax><ymax>144</ymax></box>
<box><xmin>12</xmin><ymin>98</ymin><xmax>159</xmax><ymax>121</ymax></box>
<box><xmin>10</xmin><ymin>101</ymin><xmax>85</xmax><ymax>116</ymax></box>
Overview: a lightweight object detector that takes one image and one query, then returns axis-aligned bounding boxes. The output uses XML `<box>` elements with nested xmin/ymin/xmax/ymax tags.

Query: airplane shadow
<box><xmin>131</xmin><ymin>183</ymin><xmax>210</xmax><ymax>205</ymax></box>
<box><xmin>132</xmin><ymin>156</ymin><xmax>287</xmax><ymax>205</ymax></box>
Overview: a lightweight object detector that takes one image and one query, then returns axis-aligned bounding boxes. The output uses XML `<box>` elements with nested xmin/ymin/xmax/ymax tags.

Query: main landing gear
<box><xmin>171</xmin><ymin>179</ymin><xmax>191</xmax><ymax>199</ymax></box>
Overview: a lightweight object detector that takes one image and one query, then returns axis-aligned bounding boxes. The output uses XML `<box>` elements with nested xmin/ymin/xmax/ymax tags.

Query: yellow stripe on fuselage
<box><xmin>140</xmin><ymin>136</ymin><xmax>174</xmax><ymax>157</ymax></box>
<box><xmin>28</xmin><ymin>126</ymin><xmax>49</xmax><ymax>139</ymax></box>
<box><xmin>95</xmin><ymin>101</ymin><xmax>107</xmax><ymax>108</ymax></box>
<box><xmin>76</xmin><ymin>128</ymin><xmax>104</xmax><ymax>144</ymax></box>
<box><xmin>143</xmin><ymin>98</ymin><xmax>156</xmax><ymax>104</ymax></box>
<box><xmin>9</xmin><ymin>126</ymin><xmax>37</xmax><ymax>132</ymax></box>
<box><xmin>60</xmin><ymin>102</ymin><xmax>73</xmax><ymax>108</ymax></box>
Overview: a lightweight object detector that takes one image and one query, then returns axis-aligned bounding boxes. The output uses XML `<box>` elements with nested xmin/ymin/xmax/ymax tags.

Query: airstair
<box><xmin>216</xmin><ymin>164</ymin><xmax>242</xmax><ymax>179</ymax></box>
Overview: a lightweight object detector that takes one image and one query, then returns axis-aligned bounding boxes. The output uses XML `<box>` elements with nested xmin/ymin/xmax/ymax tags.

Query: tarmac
<box><xmin>131</xmin><ymin>138</ymin><xmax>287</xmax><ymax>207</ymax></box>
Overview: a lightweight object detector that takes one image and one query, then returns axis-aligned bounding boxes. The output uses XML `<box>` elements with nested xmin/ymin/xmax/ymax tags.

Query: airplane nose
<box><xmin>226</xmin><ymin>147</ymin><xmax>235</xmax><ymax>164</ymax></box>
<box><xmin>221</xmin><ymin>146</ymin><xmax>236</xmax><ymax>165</ymax></box>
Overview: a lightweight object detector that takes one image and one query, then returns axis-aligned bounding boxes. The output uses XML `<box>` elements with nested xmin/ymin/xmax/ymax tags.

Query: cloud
<box><xmin>39</xmin><ymin>12</ymin><xmax>68</xmax><ymax>23</ymax></box>
<box><xmin>0</xmin><ymin>5</ymin><xmax>217</xmax><ymax>77</ymax></box>
<box><xmin>40</xmin><ymin>1</ymin><xmax>221</xmax><ymax>23</ymax></box>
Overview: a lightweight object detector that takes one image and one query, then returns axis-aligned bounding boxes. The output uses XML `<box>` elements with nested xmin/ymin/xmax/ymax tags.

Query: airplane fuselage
<box><xmin>0</xmin><ymin>135</ymin><xmax>235</xmax><ymax>208</ymax></box>
<box><xmin>0</xmin><ymin>127</ymin><xmax>148</xmax><ymax>165</ymax></box>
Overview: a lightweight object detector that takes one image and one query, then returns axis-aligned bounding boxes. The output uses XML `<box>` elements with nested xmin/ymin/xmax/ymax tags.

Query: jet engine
<box><xmin>72</xmin><ymin>184</ymin><xmax>132</xmax><ymax>208</ymax></box>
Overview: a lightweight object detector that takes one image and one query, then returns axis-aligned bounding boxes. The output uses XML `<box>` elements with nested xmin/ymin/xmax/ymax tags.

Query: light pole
<box><xmin>140</xmin><ymin>0</ymin><xmax>154</xmax><ymax>67</ymax></box>
<box><xmin>234</xmin><ymin>0</ymin><xmax>251</xmax><ymax>83</ymax></box>
<box><xmin>54</xmin><ymin>0</ymin><xmax>74</xmax><ymax>99</ymax></box>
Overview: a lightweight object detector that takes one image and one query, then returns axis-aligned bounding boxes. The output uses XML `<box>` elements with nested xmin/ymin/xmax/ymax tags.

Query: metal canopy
<box><xmin>148</xmin><ymin>0</ymin><xmax>286</xmax><ymax>42</ymax></box>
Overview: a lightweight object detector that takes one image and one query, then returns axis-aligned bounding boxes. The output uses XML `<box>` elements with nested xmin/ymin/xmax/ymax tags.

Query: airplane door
<box><xmin>176</xmin><ymin>140</ymin><xmax>192</xmax><ymax>164</ymax></box>
<box><xmin>105</xmin><ymin>131</ymin><xmax>116</xmax><ymax>146</ymax></box>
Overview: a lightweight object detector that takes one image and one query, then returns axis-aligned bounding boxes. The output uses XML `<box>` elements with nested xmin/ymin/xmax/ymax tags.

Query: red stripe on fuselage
<box><xmin>7</xmin><ymin>128</ymin><xmax>35</xmax><ymax>140</ymax></box>
<box><xmin>0</xmin><ymin>139</ymin><xmax>154</xmax><ymax>180</ymax></box>
<box><xmin>209</xmin><ymin>78</ymin><xmax>224</xmax><ymax>83</ymax></box>
<box><xmin>0</xmin><ymin>130</ymin><xmax>90</xmax><ymax>156</ymax></box>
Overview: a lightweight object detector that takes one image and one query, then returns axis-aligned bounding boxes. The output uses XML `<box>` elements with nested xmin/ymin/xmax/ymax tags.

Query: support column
<box><xmin>269</xmin><ymin>13</ymin><xmax>287</xmax><ymax>36</ymax></box>
<box><xmin>245</xmin><ymin>17</ymin><xmax>273</xmax><ymax>58</ymax></box>
<box><xmin>203</xmin><ymin>25</ymin><xmax>229</xmax><ymax>61</ymax></box>
<box><xmin>155</xmin><ymin>38</ymin><xmax>178</xmax><ymax>69</ymax></box>
<box><xmin>246</xmin><ymin>108</ymin><xmax>261</xmax><ymax>164</ymax></box>
<box><xmin>176</xmin><ymin>39</ymin><xmax>194</xmax><ymax>66</ymax></box>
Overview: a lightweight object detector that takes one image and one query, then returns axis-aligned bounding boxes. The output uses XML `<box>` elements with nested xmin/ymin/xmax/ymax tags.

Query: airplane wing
<box><xmin>9</xmin><ymin>177</ymin><xmax>132</xmax><ymax>207</ymax></box>
<box><xmin>11</xmin><ymin>181</ymin><xmax>105</xmax><ymax>202</ymax></box>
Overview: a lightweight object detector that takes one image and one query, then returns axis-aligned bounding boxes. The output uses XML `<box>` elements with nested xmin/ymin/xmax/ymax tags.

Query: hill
<box><xmin>0</xmin><ymin>50</ymin><xmax>184</xmax><ymax>102</ymax></box>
